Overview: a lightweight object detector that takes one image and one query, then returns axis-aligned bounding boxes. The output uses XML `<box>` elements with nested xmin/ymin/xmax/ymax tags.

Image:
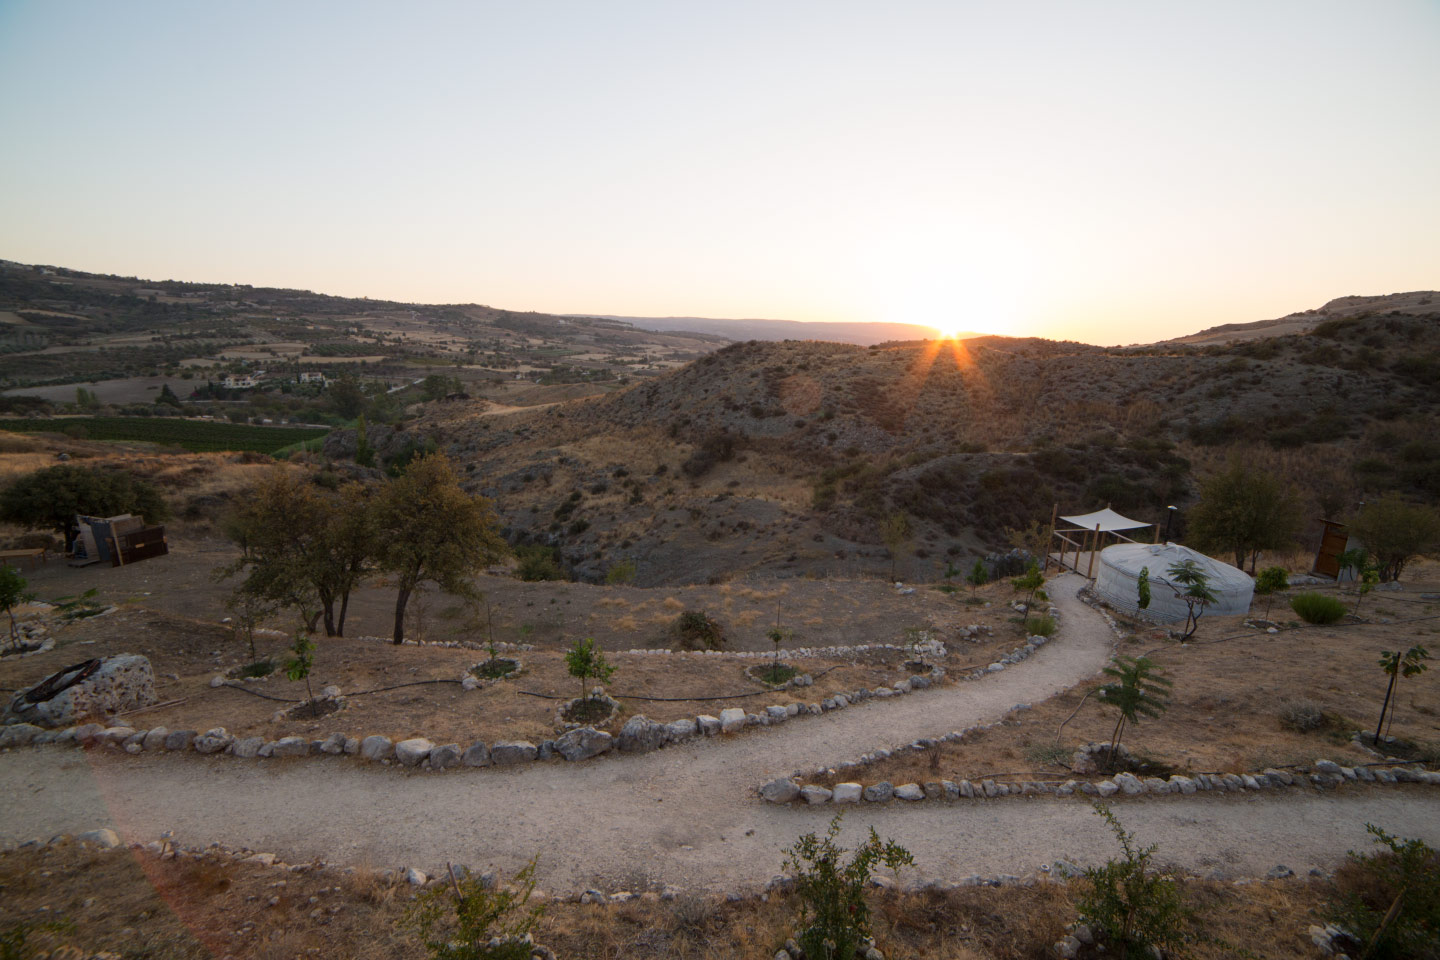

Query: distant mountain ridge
<box><xmin>573</xmin><ymin>314</ymin><xmax>961</xmax><ymax>346</ymax></box>
<box><xmin>1162</xmin><ymin>291</ymin><xmax>1439</xmax><ymax>346</ymax></box>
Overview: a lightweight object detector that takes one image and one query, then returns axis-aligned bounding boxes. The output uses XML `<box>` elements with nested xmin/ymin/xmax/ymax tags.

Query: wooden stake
<box><xmin>1086</xmin><ymin>524</ymin><xmax>1101</xmax><ymax>578</ymax></box>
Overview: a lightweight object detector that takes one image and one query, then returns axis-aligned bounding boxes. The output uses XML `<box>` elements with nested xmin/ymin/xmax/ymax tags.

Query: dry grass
<box><xmin>0</xmin><ymin>842</ymin><xmax>1338</xmax><ymax>959</ymax></box>
<box><xmin>808</xmin><ymin>569</ymin><xmax>1440</xmax><ymax>789</ymax></box>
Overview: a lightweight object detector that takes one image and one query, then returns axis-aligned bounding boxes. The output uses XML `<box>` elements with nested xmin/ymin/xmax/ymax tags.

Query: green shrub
<box><xmin>513</xmin><ymin>545</ymin><xmax>564</xmax><ymax>582</ymax></box>
<box><xmin>1079</xmin><ymin>804</ymin><xmax>1191</xmax><ymax>957</ymax></box>
<box><xmin>1023</xmin><ymin>613</ymin><xmax>1056</xmax><ymax>637</ymax></box>
<box><xmin>674</xmin><ymin>609</ymin><xmax>724</xmax><ymax>650</ymax></box>
<box><xmin>404</xmin><ymin>858</ymin><xmax>544</xmax><ymax>960</ymax></box>
<box><xmin>235</xmin><ymin>659</ymin><xmax>274</xmax><ymax>679</ymax></box>
<box><xmin>1326</xmin><ymin>825</ymin><xmax>1440</xmax><ymax>959</ymax></box>
<box><xmin>1290</xmin><ymin>592</ymin><xmax>1346</xmax><ymax>624</ymax></box>
<box><xmin>783</xmin><ymin>815</ymin><xmax>913</xmax><ymax>960</ymax></box>
<box><xmin>604</xmin><ymin>559</ymin><xmax>636</xmax><ymax>584</ymax></box>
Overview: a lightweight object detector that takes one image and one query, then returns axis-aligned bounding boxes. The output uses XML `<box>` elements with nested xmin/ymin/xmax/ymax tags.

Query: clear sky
<box><xmin>1</xmin><ymin>1</ymin><xmax>1436</xmax><ymax>345</ymax></box>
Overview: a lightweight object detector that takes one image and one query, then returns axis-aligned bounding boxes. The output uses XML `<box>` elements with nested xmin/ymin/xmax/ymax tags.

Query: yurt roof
<box><xmin>1099</xmin><ymin>542</ymin><xmax>1252</xmax><ymax>589</ymax></box>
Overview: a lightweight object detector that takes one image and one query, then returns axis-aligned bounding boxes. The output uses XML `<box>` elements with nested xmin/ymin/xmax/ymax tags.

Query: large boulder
<box><xmin>617</xmin><ymin>715</ymin><xmax>668</xmax><ymax>753</ymax></box>
<box><xmin>760</xmin><ymin>778</ymin><xmax>800</xmax><ymax>803</ymax></box>
<box><xmin>555</xmin><ymin>727</ymin><xmax>613</xmax><ymax>762</ymax></box>
<box><xmin>360</xmin><ymin>736</ymin><xmax>395</xmax><ymax>761</ymax></box>
<box><xmin>429</xmin><ymin>743</ymin><xmax>462</xmax><ymax>769</ymax></box>
<box><xmin>6</xmin><ymin>655</ymin><xmax>156</xmax><ymax>728</ymax></box>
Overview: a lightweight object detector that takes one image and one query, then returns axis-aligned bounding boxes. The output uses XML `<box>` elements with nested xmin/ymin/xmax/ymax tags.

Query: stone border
<box><xmin>761</xmin><ymin>757</ymin><xmax>1440</xmax><ymax>806</ymax></box>
<box><xmin>0</xmin><ymin>635</ymin><xmax>54</xmax><ymax>659</ymax></box>
<box><xmin>0</xmin><ymin>612</ymin><xmax>1073</xmax><ymax>775</ymax></box>
<box><xmin>461</xmin><ymin>656</ymin><xmax>524</xmax><ymax>691</ymax></box>
<box><xmin>555</xmin><ymin>693</ymin><xmax>621</xmax><ymax>732</ymax></box>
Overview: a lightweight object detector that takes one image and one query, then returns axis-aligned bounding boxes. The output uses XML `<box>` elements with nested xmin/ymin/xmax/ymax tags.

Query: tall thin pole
<box><xmin>1087</xmin><ymin>524</ymin><xmax>1101</xmax><ymax>578</ymax></box>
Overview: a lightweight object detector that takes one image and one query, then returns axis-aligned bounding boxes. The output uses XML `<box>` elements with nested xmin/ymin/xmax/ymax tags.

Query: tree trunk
<box><xmin>1234</xmin><ymin>548</ymin><xmax>1245</xmax><ymax>571</ymax></box>
<box><xmin>1374</xmin><ymin>672</ymin><xmax>1397</xmax><ymax>744</ymax></box>
<box><xmin>393</xmin><ymin>586</ymin><xmax>411</xmax><ymax>645</ymax></box>
<box><xmin>336</xmin><ymin>591</ymin><xmax>351</xmax><ymax>637</ymax></box>
<box><xmin>305</xmin><ymin>609</ymin><xmax>321</xmax><ymax>633</ymax></box>
<box><xmin>321</xmin><ymin>602</ymin><xmax>336</xmax><ymax>638</ymax></box>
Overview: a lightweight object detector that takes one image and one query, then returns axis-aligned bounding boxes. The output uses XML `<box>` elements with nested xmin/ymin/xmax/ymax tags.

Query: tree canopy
<box><xmin>1185</xmin><ymin>460</ymin><xmax>1302</xmax><ymax>572</ymax></box>
<box><xmin>371</xmin><ymin>452</ymin><xmax>508</xmax><ymax>643</ymax></box>
<box><xmin>1350</xmin><ymin>495</ymin><xmax>1440</xmax><ymax>582</ymax></box>
<box><xmin>0</xmin><ymin>465</ymin><xmax>168</xmax><ymax>546</ymax></box>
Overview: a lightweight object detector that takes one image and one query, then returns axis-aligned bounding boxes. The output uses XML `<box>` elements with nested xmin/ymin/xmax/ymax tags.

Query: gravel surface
<box><xmin>5</xmin><ymin>574</ymin><xmax>1438</xmax><ymax>893</ymax></box>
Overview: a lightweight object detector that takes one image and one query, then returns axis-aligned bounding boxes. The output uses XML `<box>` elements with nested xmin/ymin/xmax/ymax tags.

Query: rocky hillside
<box><xmin>368</xmin><ymin>298</ymin><xmax>1440</xmax><ymax>586</ymax></box>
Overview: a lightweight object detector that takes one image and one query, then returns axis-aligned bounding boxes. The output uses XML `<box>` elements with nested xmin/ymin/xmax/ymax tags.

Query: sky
<box><xmin>1</xmin><ymin>1</ymin><xmax>1437</xmax><ymax>345</ymax></box>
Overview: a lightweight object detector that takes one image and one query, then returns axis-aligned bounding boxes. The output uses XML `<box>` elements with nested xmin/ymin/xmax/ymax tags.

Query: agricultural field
<box><xmin>0</xmin><ymin>417</ymin><xmax>328</xmax><ymax>453</ymax></box>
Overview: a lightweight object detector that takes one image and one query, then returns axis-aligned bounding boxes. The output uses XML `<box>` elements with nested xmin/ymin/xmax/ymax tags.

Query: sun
<box><xmin>933</xmin><ymin>320</ymin><xmax>965</xmax><ymax>339</ymax></box>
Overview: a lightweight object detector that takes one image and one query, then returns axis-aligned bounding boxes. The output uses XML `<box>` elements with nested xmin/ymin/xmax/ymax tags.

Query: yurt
<box><xmin>1094</xmin><ymin>542</ymin><xmax>1254</xmax><ymax>622</ymax></box>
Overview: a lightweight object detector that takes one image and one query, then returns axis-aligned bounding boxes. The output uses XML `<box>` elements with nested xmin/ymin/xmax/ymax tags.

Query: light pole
<box><xmin>1163</xmin><ymin>505</ymin><xmax>1177</xmax><ymax>543</ymax></box>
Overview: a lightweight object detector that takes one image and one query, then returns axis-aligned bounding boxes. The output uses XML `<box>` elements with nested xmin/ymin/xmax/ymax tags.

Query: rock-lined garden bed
<box><xmin>760</xmin><ymin>757</ymin><xmax>1440</xmax><ymax>806</ymax></box>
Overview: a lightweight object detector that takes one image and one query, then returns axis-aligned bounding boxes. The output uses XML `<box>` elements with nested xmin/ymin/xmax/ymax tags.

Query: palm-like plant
<box><xmin>1097</xmin><ymin>656</ymin><xmax>1173</xmax><ymax>770</ymax></box>
<box><xmin>1375</xmin><ymin>645</ymin><xmax>1430</xmax><ymax>744</ymax></box>
<box><xmin>1165</xmin><ymin>559</ymin><xmax>1216</xmax><ymax>639</ymax></box>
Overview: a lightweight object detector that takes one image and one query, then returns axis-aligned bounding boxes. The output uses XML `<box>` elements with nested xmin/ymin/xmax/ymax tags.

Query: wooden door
<box><xmin>1312</xmin><ymin>521</ymin><xmax>1347</xmax><ymax>579</ymax></box>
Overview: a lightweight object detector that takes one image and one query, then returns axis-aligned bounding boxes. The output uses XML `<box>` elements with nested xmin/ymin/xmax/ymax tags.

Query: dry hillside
<box><xmin>346</xmin><ymin>296</ymin><xmax>1440</xmax><ymax>586</ymax></box>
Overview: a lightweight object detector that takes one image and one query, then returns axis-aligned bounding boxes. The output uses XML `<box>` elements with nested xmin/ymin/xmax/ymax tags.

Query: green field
<box><xmin>0</xmin><ymin>417</ymin><xmax>330</xmax><ymax>454</ymax></box>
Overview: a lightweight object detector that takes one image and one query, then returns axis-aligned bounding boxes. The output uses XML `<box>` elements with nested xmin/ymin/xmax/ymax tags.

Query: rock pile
<box><xmin>4</xmin><ymin>654</ymin><xmax>155</xmax><ymax>727</ymax></box>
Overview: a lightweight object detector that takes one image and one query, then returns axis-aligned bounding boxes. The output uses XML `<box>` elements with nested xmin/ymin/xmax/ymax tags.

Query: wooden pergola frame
<box><xmin>1044</xmin><ymin>503</ymin><xmax>1161</xmax><ymax>578</ymax></box>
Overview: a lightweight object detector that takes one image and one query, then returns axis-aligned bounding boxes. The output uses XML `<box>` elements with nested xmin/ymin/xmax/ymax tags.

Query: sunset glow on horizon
<box><xmin>1</xmin><ymin>1</ymin><xmax>1437</xmax><ymax>346</ymax></box>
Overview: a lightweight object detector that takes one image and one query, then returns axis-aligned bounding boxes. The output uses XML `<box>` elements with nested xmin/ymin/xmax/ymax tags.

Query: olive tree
<box><xmin>371</xmin><ymin>452</ymin><xmax>508</xmax><ymax>644</ymax></box>
<box><xmin>1186</xmin><ymin>460</ymin><xmax>1302</xmax><ymax>573</ymax></box>
<box><xmin>1349</xmin><ymin>496</ymin><xmax>1440</xmax><ymax>583</ymax></box>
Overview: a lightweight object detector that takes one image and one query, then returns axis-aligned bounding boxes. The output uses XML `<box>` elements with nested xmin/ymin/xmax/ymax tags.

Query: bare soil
<box><xmin>0</xmin><ymin>837</ymin><xmax>1340</xmax><ymax>960</ymax></box>
<box><xmin>804</xmin><ymin>566</ymin><xmax>1440</xmax><ymax>791</ymax></box>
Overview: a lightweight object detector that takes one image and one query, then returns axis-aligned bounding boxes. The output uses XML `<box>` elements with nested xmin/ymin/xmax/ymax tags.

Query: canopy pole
<box><xmin>1086</xmin><ymin>523</ymin><xmax>1101</xmax><ymax>578</ymax></box>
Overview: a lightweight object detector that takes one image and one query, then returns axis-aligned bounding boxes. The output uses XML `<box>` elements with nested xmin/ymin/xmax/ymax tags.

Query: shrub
<box><xmin>603</xmin><ymin>559</ymin><xmax>636</xmax><ymax>584</ymax></box>
<box><xmin>1326</xmin><ymin>825</ymin><xmax>1440</xmax><ymax>960</ymax></box>
<box><xmin>674</xmin><ymin>609</ymin><xmax>724</xmax><ymax>650</ymax></box>
<box><xmin>404</xmin><ymin>858</ymin><xmax>545</xmax><ymax>960</ymax></box>
<box><xmin>1079</xmin><ymin>804</ymin><xmax>1191</xmax><ymax>958</ymax></box>
<box><xmin>783</xmin><ymin>815</ymin><xmax>913</xmax><ymax>960</ymax></box>
<box><xmin>1278</xmin><ymin>699</ymin><xmax>1324</xmax><ymax>732</ymax></box>
<box><xmin>1291</xmin><ymin>592</ymin><xmax>1346</xmax><ymax>624</ymax></box>
<box><xmin>235</xmin><ymin>659</ymin><xmax>274</xmax><ymax>680</ymax></box>
<box><xmin>513</xmin><ymin>544</ymin><xmax>564</xmax><ymax>582</ymax></box>
<box><xmin>1023</xmin><ymin>613</ymin><xmax>1056</xmax><ymax>637</ymax></box>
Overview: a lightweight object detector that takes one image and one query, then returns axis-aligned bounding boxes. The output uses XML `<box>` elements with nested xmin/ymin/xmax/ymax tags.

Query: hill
<box><xmin>1162</xmin><ymin>291</ymin><xmax>1439</xmax><ymax>346</ymax></box>
<box><xmin>384</xmin><ymin>298</ymin><xmax>1438</xmax><ymax>585</ymax></box>
<box><xmin>582</xmin><ymin>314</ymin><xmax>960</xmax><ymax>346</ymax></box>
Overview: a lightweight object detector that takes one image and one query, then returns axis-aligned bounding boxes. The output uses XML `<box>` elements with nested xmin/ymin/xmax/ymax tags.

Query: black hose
<box><xmin>216</xmin><ymin>678</ymin><xmax>463</xmax><ymax>704</ymax></box>
<box><xmin>518</xmin><ymin>665</ymin><xmax>844</xmax><ymax>703</ymax></box>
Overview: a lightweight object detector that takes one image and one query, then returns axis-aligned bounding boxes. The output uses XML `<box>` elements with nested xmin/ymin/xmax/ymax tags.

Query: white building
<box><xmin>221</xmin><ymin>374</ymin><xmax>257</xmax><ymax>389</ymax></box>
<box><xmin>299</xmin><ymin>371</ymin><xmax>325</xmax><ymax>384</ymax></box>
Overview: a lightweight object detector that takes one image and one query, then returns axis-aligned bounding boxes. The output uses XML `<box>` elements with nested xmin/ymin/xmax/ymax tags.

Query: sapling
<box><xmin>1253</xmin><ymin>566</ymin><xmax>1288</xmax><ymax>619</ymax></box>
<box><xmin>966</xmin><ymin>559</ymin><xmax>989</xmax><ymax>597</ymax></box>
<box><xmin>783</xmin><ymin>814</ymin><xmax>914</xmax><ymax>960</ymax></box>
<box><xmin>1012</xmin><ymin>561</ymin><xmax>1044</xmax><ymax>606</ymax></box>
<box><xmin>285</xmin><ymin>630</ymin><xmax>316</xmax><ymax>706</ymax></box>
<box><xmin>1097</xmin><ymin>656</ymin><xmax>1172</xmax><ymax>770</ymax></box>
<box><xmin>1375</xmin><ymin>645</ymin><xmax>1430</xmax><ymax>744</ymax></box>
<box><xmin>1136</xmin><ymin>566</ymin><xmax>1151</xmax><ymax>613</ymax></box>
<box><xmin>565</xmin><ymin>637</ymin><xmax>615</xmax><ymax>705</ymax></box>
<box><xmin>1165</xmin><ymin>559</ymin><xmax>1216</xmax><ymax>640</ymax></box>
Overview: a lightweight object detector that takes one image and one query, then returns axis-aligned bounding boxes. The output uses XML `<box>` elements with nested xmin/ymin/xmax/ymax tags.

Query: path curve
<box><xmin>5</xmin><ymin>575</ymin><xmax>1438</xmax><ymax>893</ymax></box>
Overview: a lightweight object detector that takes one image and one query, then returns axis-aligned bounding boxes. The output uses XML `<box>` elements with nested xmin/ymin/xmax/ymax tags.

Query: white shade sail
<box><xmin>1058</xmin><ymin>507</ymin><xmax>1152</xmax><ymax>532</ymax></box>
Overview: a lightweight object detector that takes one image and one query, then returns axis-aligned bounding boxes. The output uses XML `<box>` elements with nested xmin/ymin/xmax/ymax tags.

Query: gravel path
<box><xmin>5</xmin><ymin>574</ymin><xmax>1438</xmax><ymax>893</ymax></box>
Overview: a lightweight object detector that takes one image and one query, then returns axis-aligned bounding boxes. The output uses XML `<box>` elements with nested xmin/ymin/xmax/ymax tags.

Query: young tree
<box><xmin>1253</xmin><ymin>566</ymin><xmax>1289</xmax><ymax>619</ymax></box>
<box><xmin>1165</xmin><ymin>559</ymin><xmax>1216</xmax><ymax>640</ymax></box>
<box><xmin>405</xmin><ymin>856</ymin><xmax>545</xmax><ymax>960</ymax></box>
<box><xmin>156</xmin><ymin>383</ymin><xmax>181</xmax><ymax>408</ymax></box>
<box><xmin>1375</xmin><ymin>646</ymin><xmax>1430</xmax><ymax>744</ymax></box>
<box><xmin>0</xmin><ymin>465</ymin><xmax>169</xmax><ymax>549</ymax></box>
<box><xmin>1097</xmin><ymin>656</ymin><xmax>1172</xmax><ymax>769</ymax></box>
<box><xmin>1011</xmin><ymin>561</ymin><xmax>1044</xmax><ymax>606</ymax></box>
<box><xmin>371</xmin><ymin>452</ymin><xmax>508</xmax><ymax>644</ymax></box>
<box><xmin>1349</xmin><ymin>496</ymin><xmax>1440</xmax><ymax>583</ymax></box>
<box><xmin>564</xmin><ymin>637</ymin><xmax>615</xmax><ymax>704</ymax></box>
<box><xmin>218</xmin><ymin>468</ymin><xmax>330</xmax><ymax>633</ymax></box>
<box><xmin>966</xmin><ymin>559</ymin><xmax>989</xmax><ymax>597</ymax></box>
<box><xmin>311</xmin><ymin>481</ymin><xmax>377</xmax><ymax>636</ymax></box>
<box><xmin>1186</xmin><ymin>460</ymin><xmax>1302</xmax><ymax>573</ymax></box>
<box><xmin>783</xmin><ymin>815</ymin><xmax>914</xmax><ymax>960</ymax></box>
<box><xmin>880</xmin><ymin>511</ymin><xmax>912</xmax><ymax>582</ymax></box>
<box><xmin>1136</xmin><ymin>566</ymin><xmax>1152</xmax><ymax>613</ymax></box>
<box><xmin>0</xmin><ymin>565</ymin><xmax>34</xmax><ymax>649</ymax></box>
<box><xmin>1080</xmin><ymin>804</ymin><xmax>1191</xmax><ymax>960</ymax></box>
<box><xmin>285</xmin><ymin>630</ymin><xmax>317</xmax><ymax>705</ymax></box>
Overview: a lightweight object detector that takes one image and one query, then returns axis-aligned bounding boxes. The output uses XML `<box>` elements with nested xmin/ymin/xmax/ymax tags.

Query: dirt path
<box><xmin>5</xmin><ymin>575</ymin><xmax>1438</xmax><ymax>893</ymax></box>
